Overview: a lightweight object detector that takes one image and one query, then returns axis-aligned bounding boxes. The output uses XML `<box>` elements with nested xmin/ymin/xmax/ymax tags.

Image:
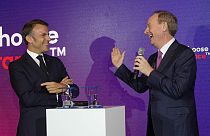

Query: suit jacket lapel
<box><xmin>157</xmin><ymin>40</ymin><xmax>179</xmax><ymax>72</ymax></box>
<box><xmin>23</xmin><ymin>52</ymin><xmax>49</xmax><ymax>81</ymax></box>
<box><xmin>150</xmin><ymin>52</ymin><xmax>158</xmax><ymax>69</ymax></box>
<box><xmin>23</xmin><ymin>52</ymin><xmax>41</xmax><ymax>73</ymax></box>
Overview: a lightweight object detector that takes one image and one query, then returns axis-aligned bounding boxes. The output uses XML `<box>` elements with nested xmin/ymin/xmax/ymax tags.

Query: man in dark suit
<box><xmin>111</xmin><ymin>10</ymin><xmax>199</xmax><ymax>136</ymax></box>
<box><xmin>9</xmin><ymin>19</ymin><xmax>79</xmax><ymax>136</ymax></box>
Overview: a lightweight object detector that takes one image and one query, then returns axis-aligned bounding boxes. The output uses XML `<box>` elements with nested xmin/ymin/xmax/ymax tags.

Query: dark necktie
<box><xmin>156</xmin><ymin>50</ymin><xmax>162</xmax><ymax>68</ymax></box>
<box><xmin>36</xmin><ymin>55</ymin><xmax>49</xmax><ymax>76</ymax></box>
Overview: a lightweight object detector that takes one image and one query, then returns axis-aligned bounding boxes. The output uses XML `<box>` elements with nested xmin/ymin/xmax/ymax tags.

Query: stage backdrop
<box><xmin>0</xmin><ymin>0</ymin><xmax>210</xmax><ymax>136</ymax></box>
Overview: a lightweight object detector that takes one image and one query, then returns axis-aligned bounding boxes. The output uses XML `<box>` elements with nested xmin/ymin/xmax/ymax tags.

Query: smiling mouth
<box><xmin>149</xmin><ymin>35</ymin><xmax>152</xmax><ymax>39</ymax></box>
<box><xmin>149</xmin><ymin>33</ymin><xmax>153</xmax><ymax>39</ymax></box>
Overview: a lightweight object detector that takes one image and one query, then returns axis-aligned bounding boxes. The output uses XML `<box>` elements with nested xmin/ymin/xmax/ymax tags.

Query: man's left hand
<box><xmin>41</xmin><ymin>82</ymin><xmax>67</xmax><ymax>94</ymax></box>
<box><xmin>60</xmin><ymin>76</ymin><xmax>73</xmax><ymax>85</ymax></box>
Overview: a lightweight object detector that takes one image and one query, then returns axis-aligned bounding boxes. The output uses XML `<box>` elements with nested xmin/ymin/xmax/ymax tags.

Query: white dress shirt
<box><xmin>159</xmin><ymin>38</ymin><xmax>175</xmax><ymax>59</ymax></box>
<box><xmin>27</xmin><ymin>49</ymin><xmax>46</xmax><ymax>66</ymax></box>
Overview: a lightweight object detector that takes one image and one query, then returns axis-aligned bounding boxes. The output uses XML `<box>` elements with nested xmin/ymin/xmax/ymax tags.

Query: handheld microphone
<box><xmin>133</xmin><ymin>48</ymin><xmax>145</xmax><ymax>79</ymax></box>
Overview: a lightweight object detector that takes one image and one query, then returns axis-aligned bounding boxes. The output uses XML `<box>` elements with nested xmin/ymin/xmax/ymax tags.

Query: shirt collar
<box><xmin>27</xmin><ymin>49</ymin><xmax>44</xmax><ymax>59</ymax></box>
<box><xmin>159</xmin><ymin>37</ymin><xmax>175</xmax><ymax>58</ymax></box>
<box><xmin>27</xmin><ymin>49</ymin><xmax>44</xmax><ymax>65</ymax></box>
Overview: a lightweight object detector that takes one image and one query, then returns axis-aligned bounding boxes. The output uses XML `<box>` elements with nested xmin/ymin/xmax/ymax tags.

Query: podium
<box><xmin>46</xmin><ymin>106</ymin><xmax>125</xmax><ymax>136</ymax></box>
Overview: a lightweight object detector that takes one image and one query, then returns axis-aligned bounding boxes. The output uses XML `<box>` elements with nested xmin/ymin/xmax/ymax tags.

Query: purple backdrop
<box><xmin>0</xmin><ymin>0</ymin><xmax>210</xmax><ymax>136</ymax></box>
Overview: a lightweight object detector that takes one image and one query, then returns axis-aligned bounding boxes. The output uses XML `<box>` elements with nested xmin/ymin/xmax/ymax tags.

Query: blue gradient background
<box><xmin>0</xmin><ymin>0</ymin><xmax>210</xmax><ymax>135</ymax></box>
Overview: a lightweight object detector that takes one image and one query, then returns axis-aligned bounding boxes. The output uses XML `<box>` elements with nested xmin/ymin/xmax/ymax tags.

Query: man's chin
<box><xmin>149</xmin><ymin>39</ymin><xmax>154</xmax><ymax>45</ymax></box>
<box><xmin>43</xmin><ymin>48</ymin><xmax>49</xmax><ymax>53</ymax></box>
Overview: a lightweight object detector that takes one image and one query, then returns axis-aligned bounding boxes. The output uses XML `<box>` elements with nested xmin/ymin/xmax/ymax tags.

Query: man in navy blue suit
<box><xmin>9</xmin><ymin>19</ymin><xmax>79</xmax><ymax>136</ymax></box>
<box><xmin>111</xmin><ymin>10</ymin><xmax>199</xmax><ymax>136</ymax></box>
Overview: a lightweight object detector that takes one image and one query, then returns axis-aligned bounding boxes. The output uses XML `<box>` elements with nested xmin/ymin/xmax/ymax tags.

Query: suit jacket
<box><xmin>9</xmin><ymin>52</ymin><xmax>79</xmax><ymax>136</ymax></box>
<box><xmin>115</xmin><ymin>40</ymin><xmax>199</xmax><ymax>136</ymax></box>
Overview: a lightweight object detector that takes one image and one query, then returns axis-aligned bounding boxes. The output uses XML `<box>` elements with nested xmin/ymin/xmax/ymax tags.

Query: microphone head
<box><xmin>138</xmin><ymin>48</ymin><xmax>145</xmax><ymax>56</ymax></box>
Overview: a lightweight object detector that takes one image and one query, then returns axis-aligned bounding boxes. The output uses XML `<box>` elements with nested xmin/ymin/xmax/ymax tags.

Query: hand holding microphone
<box><xmin>133</xmin><ymin>48</ymin><xmax>145</xmax><ymax>79</ymax></box>
<box><xmin>133</xmin><ymin>48</ymin><xmax>154</xmax><ymax>78</ymax></box>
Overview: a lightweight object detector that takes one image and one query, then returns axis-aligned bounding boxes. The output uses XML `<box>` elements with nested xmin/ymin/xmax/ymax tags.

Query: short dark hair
<box><xmin>153</xmin><ymin>10</ymin><xmax>178</xmax><ymax>36</ymax></box>
<box><xmin>21</xmin><ymin>19</ymin><xmax>48</xmax><ymax>45</ymax></box>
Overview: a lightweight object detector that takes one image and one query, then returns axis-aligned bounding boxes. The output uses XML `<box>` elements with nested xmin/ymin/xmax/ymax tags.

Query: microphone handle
<box><xmin>133</xmin><ymin>54</ymin><xmax>143</xmax><ymax>80</ymax></box>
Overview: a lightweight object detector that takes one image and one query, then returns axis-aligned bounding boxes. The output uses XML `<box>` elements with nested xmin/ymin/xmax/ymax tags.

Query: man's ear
<box><xmin>26</xmin><ymin>35</ymin><xmax>32</xmax><ymax>44</ymax></box>
<box><xmin>162</xmin><ymin>22</ymin><xmax>168</xmax><ymax>32</ymax></box>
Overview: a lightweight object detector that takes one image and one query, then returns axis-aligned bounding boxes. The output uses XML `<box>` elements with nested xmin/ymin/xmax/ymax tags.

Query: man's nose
<box><xmin>46</xmin><ymin>35</ymin><xmax>51</xmax><ymax>41</ymax></box>
<box><xmin>144</xmin><ymin>28</ymin><xmax>148</xmax><ymax>35</ymax></box>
